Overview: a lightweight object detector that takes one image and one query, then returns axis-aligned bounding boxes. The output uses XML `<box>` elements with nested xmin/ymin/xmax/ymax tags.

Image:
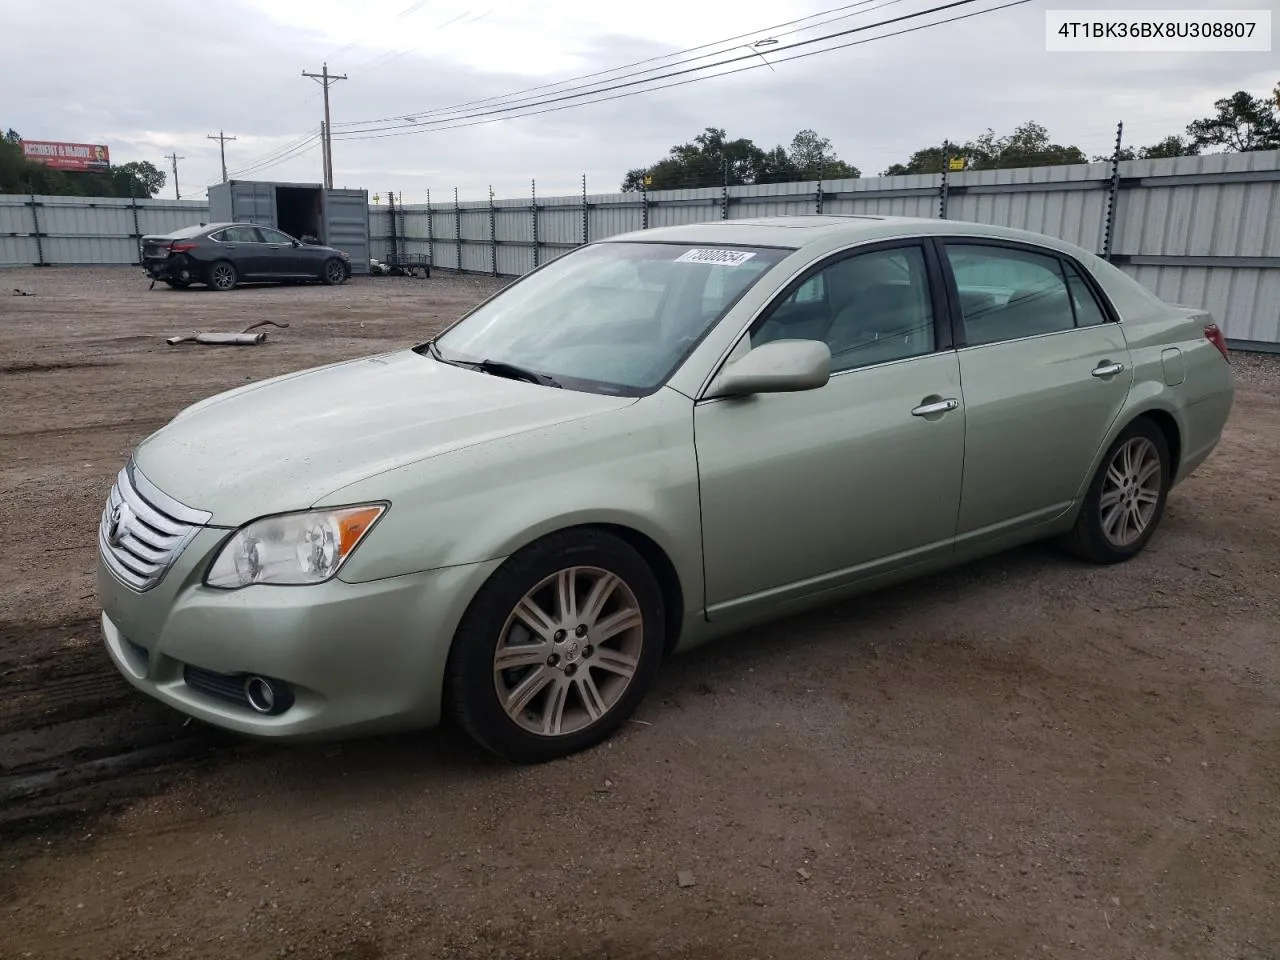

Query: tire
<box><xmin>321</xmin><ymin>258</ymin><xmax>348</xmax><ymax>286</ymax></box>
<box><xmin>1060</xmin><ymin>417</ymin><xmax>1171</xmax><ymax>564</ymax></box>
<box><xmin>446</xmin><ymin>529</ymin><xmax>666</xmax><ymax>763</ymax></box>
<box><xmin>207</xmin><ymin>260</ymin><xmax>238</xmax><ymax>292</ymax></box>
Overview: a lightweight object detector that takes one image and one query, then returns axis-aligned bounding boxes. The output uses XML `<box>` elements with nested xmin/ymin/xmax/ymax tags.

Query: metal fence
<box><xmin>4</xmin><ymin>150</ymin><xmax>1279</xmax><ymax>350</ymax></box>
<box><xmin>0</xmin><ymin>195</ymin><xmax>211</xmax><ymax>267</ymax></box>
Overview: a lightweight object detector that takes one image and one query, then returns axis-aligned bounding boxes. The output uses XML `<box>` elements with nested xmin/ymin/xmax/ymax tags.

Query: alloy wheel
<box><xmin>211</xmin><ymin>264</ymin><xmax>235</xmax><ymax>290</ymax></box>
<box><xmin>1099</xmin><ymin>436</ymin><xmax>1162</xmax><ymax>547</ymax></box>
<box><xmin>493</xmin><ymin>566</ymin><xmax>644</xmax><ymax>737</ymax></box>
<box><xmin>325</xmin><ymin>260</ymin><xmax>345</xmax><ymax>284</ymax></box>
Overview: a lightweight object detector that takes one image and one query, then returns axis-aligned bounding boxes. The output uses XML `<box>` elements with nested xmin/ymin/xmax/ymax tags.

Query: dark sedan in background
<box><xmin>140</xmin><ymin>222</ymin><xmax>351</xmax><ymax>291</ymax></box>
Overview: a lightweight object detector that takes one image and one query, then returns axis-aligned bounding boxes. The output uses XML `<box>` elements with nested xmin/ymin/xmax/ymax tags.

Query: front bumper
<box><xmin>98</xmin><ymin>529</ymin><xmax>503</xmax><ymax>740</ymax></box>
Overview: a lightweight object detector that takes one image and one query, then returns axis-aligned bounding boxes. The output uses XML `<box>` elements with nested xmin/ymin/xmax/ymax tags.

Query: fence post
<box><xmin>129</xmin><ymin>183</ymin><xmax>142</xmax><ymax>265</ymax></box>
<box><xmin>1102</xmin><ymin>121</ymin><xmax>1124</xmax><ymax>261</ymax></box>
<box><xmin>721</xmin><ymin>160</ymin><xmax>729</xmax><ymax>219</ymax></box>
<box><xmin>814</xmin><ymin>179</ymin><xmax>823</xmax><ymax>215</ymax></box>
<box><xmin>27</xmin><ymin>183</ymin><xmax>46</xmax><ymax>267</ymax></box>
<box><xmin>454</xmin><ymin>186</ymin><xmax>462</xmax><ymax>273</ymax></box>
<box><xmin>489</xmin><ymin>185</ymin><xmax>497</xmax><ymax>276</ymax></box>
<box><xmin>581</xmin><ymin>174</ymin><xmax>588</xmax><ymax>245</ymax></box>
<box><xmin>938</xmin><ymin>141</ymin><xmax>951</xmax><ymax>220</ymax></box>
<box><xmin>531</xmin><ymin>179</ymin><xmax>539</xmax><ymax>268</ymax></box>
<box><xmin>641</xmin><ymin>181</ymin><xmax>649</xmax><ymax>230</ymax></box>
<box><xmin>425</xmin><ymin>188</ymin><xmax>433</xmax><ymax>267</ymax></box>
<box><xmin>388</xmin><ymin>189</ymin><xmax>399</xmax><ymax>264</ymax></box>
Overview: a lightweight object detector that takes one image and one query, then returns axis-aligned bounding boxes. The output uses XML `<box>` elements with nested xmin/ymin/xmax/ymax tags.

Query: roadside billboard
<box><xmin>20</xmin><ymin>140</ymin><xmax>111</xmax><ymax>172</ymax></box>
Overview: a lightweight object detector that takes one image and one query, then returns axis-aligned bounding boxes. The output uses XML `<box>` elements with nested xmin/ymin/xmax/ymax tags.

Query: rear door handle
<box><xmin>1092</xmin><ymin>362</ymin><xmax>1125</xmax><ymax>378</ymax></box>
<box><xmin>911</xmin><ymin>398</ymin><xmax>960</xmax><ymax>417</ymax></box>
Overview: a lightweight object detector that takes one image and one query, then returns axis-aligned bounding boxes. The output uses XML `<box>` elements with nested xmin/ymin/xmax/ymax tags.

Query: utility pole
<box><xmin>320</xmin><ymin>122</ymin><xmax>329</xmax><ymax>189</ymax></box>
<box><xmin>165</xmin><ymin>152</ymin><xmax>184</xmax><ymax>199</ymax></box>
<box><xmin>206</xmin><ymin>130</ymin><xmax>237</xmax><ymax>182</ymax></box>
<box><xmin>302</xmin><ymin>62</ymin><xmax>347</xmax><ymax>188</ymax></box>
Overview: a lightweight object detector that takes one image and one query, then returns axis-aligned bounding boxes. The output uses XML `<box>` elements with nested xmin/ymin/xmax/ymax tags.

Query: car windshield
<box><xmin>430</xmin><ymin>241</ymin><xmax>790</xmax><ymax>395</ymax></box>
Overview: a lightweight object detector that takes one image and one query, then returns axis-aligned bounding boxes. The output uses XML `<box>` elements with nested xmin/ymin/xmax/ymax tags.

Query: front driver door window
<box><xmin>694</xmin><ymin>241</ymin><xmax>966</xmax><ymax>620</ymax></box>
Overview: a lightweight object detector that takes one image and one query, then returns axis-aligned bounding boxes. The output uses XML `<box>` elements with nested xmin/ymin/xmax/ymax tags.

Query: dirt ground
<box><xmin>1</xmin><ymin>265</ymin><xmax>1277</xmax><ymax>960</ymax></box>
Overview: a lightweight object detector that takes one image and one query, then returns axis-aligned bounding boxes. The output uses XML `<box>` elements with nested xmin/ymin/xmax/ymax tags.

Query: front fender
<box><xmin>322</xmin><ymin>388</ymin><xmax>704</xmax><ymax>616</ymax></box>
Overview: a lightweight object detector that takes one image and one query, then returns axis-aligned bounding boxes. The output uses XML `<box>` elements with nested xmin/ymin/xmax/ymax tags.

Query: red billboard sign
<box><xmin>20</xmin><ymin>140</ymin><xmax>111</xmax><ymax>172</ymax></box>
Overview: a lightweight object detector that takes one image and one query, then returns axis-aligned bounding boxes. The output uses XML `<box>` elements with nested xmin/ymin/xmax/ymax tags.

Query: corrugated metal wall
<box><xmin>0</xmin><ymin>196</ymin><xmax>211</xmax><ymax>267</ymax></box>
<box><xmin>4</xmin><ymin>150</ymin><xmax>1279</xmax><ymax>346</ymax></box>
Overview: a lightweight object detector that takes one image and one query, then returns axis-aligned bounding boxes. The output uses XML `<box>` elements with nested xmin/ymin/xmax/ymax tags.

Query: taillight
<box><xmin>170</xmin><ymin>242</ymin><xmax>198</xmax><ymax>253</ymax></box>
<box><xmin>1203</xmin><ymin>323</ymin><xmax>1230</xmax><ymax>363</ymax></box>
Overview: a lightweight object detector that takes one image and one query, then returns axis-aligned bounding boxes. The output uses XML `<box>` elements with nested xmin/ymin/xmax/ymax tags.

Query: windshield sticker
<box><xmin>674</xmin><ymin>248</ymin><xmax>757</xmax><ymax>267</ymax></box>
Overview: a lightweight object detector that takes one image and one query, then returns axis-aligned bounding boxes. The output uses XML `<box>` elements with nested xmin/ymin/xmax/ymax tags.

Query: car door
<box><xmin>694</xmin><ymin>239</ymin><xmax>966</xmax><ymax>622</ymax></box>
<box><xmin>940</xmin><ymin>239</ymin><xmax>1133</xmax><ymax>545</ymax></box>
<box><xmin>210</xmin><ymin>226</ymin><xmax>260</xmax><ymax>276</ymax></box>
<box><xmin>256</xmin><ymin>226</ymin><xmax>306</xmax><ymax>277</ymax></box>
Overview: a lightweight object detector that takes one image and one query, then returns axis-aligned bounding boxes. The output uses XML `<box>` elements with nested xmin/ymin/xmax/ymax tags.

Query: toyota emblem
<box><xmin>107</xmin><ymin>502</ymin><xmax>133</xmax><ymax>547</ymax></box>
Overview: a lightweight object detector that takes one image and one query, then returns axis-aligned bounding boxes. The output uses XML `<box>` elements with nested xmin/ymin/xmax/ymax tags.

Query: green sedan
<box><xmin>97</xmin><ymin>215</ymin><xmax>1235</xmax><ymax>763</ymax></box>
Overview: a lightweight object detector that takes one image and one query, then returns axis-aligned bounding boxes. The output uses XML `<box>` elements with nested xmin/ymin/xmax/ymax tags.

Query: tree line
<box><xmin>0</xmin><ymin>128</ymin><xmax>167</xmax><ymax>198</ymax></box>
<box><xmin>622</xmin><ymin>81</ymin><xmax>1280</xmax><ymax>189</ymax></box>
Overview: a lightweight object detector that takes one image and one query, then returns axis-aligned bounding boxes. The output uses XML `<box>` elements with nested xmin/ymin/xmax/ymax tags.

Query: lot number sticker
<box><xmin>674</xmin><ymin>248</ymin><xmax>757</xmax><ymax>267</ymax></box>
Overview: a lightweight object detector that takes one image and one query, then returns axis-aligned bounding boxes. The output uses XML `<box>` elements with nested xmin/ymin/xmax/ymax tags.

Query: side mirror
<box><xmin>292</xmin><ymin>239</ymin><xmax>300</xmax><ymax>247</ymax></box>
<box><xmin>706</xmin><ymin>339</ymin><xmax>831</xmax><ymax>398</ymax></box>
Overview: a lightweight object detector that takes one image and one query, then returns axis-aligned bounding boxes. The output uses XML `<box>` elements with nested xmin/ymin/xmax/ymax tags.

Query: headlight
<box><xmin>205</xmin><ymin>504</ymin><xmax>385</xmax><ymax>589</ymax></box>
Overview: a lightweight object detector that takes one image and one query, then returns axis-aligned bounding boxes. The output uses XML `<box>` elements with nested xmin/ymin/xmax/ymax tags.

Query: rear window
<box><xmin>163</xmin><ymin>224</ymin><xmax>210</xmax><ymax>240</ymax></box>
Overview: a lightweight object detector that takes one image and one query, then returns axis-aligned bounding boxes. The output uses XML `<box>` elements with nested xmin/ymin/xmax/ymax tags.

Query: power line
<box><xmin>225</xmin><ymin>132</ymin><xmax>323</xmax><ymax>181</ymax></box>
<box><xmin>334</xmin><ymin>0</ymin><xmax>911</xmax><ymax>129</ymax></box>
<box><xmin>334</xmin><ymin>0</ymin><xmax>1004</xmax><ymax>138</ymax></box>
<box><xmin>221</xmin><ymin>130</ymin><xmax>319</xmax><ymax>181</ymax></box>
<box><xmin>302</xmin><ymin>62</ymin><xmax>348</xmax><ymax>188</ymax></box>
<box><xmin>206</xmin><ymin>130</ymin><xmax>237</xmax><ymax>183</ymax></box>
<box><xmin>333</xmin><ymin>0</ymin><xmax>1032</xmax><ymax>142</ymax></box>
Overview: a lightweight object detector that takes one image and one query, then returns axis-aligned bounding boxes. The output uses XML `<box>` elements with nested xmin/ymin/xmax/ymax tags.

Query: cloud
<box><xmin>3</xmin><ymin>0</ymin><xmax>1274</xmax><ymax>200</ymax></box>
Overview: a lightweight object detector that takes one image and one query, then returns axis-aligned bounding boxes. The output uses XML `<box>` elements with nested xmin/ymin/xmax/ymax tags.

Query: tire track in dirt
<box><xmin>0</xmin><ymin>617</ymin><xmax>236</xmax><ymax>841</ymax></box>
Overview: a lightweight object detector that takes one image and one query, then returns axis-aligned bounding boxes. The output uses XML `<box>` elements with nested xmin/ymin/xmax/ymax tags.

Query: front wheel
<box><xmin>446</xmin><ymin>529</ymin><xmax>666</xmax><ymax>763</ymax></box>
<box><xmin>207</xmin><ymin>260</ymin><xmax>238</xmax><ymax>291</ymax></box>
<box><xmin>1060</xmin><ymin>418</ymin><xmax>1171</xmax><ymax>564</ymax></box>
<box><xmin>321</xmin><ymin>258</ymin><xmax>348</xmax><ymax>286</ymax></box>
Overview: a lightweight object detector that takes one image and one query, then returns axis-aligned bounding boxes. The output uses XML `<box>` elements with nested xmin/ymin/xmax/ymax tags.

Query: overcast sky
<box><xmin>5</xmin><ymin>0</ymin><xmax>1275</xmax><ymax>201</ymax></box>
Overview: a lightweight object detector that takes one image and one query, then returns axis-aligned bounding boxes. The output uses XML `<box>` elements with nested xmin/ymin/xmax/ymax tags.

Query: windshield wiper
<box><xmin>424</xmin><ymin>341</ymin><xmax>560</xmax><ymax>388</ymax></box>
<box><xmin>472</xmin><ymin>359</ymin><xmax>562</xmax><ymax>388</ymax></box>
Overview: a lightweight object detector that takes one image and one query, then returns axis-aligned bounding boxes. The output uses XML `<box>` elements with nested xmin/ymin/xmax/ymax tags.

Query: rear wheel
<box><xmin>207</xmin><ymin>261</ymin><xmax>238</xmax><ymax>292</ymax></box>
<box><xmin>1060</xmin><ymin>418</ymin><xmax>1171</xmax><ymax>564</ymax></box>
<box><xmin>321</xmin><ymin>258</ymin><xmax>348</xmax><ymax>286</ymax></box>
<box><xmin>446</xmin><ymin>529</ymin><xmax>665</xmax><ymax>763</ymax></box>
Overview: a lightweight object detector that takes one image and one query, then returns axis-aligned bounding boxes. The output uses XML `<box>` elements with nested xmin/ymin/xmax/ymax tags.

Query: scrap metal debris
<box><xmin>166</xmin><ymin>319</ymin><xmax>290</xmax><ymax>347</ymax></box>
<box><xmin>12</xmin><ymin>288</ymin><xmax>35</xmax><ymax>296</ymax></box>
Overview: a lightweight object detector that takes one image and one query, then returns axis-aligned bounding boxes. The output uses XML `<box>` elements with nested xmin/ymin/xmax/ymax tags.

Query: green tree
<box><xmin>1095</xmin><ymin>135</ymin><xmax>1200</xmax><ymax>163</ymax></box>
<box><xmin>621</xmin><ymin>126</ymin><xmax>858</xmax><ymax>190</ymax></box>
<box><xmin>882</xmin><ymin>122</ymin><xmax>1086</xmax><ymax>176</ymax></box>
<box><xmin>783</xmin><ymin>129</ymin><xmax>860</xmax><ymax>181</ymax></box>
<box><xmin>1186</xmin><ymin>89</ymin><xmax>1280</xmax><ymax>152</ymax></box>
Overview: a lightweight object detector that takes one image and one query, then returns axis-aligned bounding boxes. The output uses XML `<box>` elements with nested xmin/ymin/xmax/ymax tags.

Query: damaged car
<box><xmin>140</xmin><ymin>222</ymin><xmax>351</xmax><ymax>291</ymax></box>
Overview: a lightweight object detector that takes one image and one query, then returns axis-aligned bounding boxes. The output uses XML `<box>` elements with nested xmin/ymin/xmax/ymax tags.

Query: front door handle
<box><xmin>1092</xmin><ymin>361</ymin><xmax>1125</xmax><ymax>378</ymax></box>
<box><xmin>911</xmin><ymin>397</ymin><xmax>960</xmax><ymax>417</ymax></box>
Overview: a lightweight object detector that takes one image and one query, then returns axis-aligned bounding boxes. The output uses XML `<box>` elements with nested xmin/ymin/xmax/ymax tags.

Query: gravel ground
<box><xmin>1</xmin><ymin>266</ymin><xmax>1278</xmax><ymax>960</ymax></box>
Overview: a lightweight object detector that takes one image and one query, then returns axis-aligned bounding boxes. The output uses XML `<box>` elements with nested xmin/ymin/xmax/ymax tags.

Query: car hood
<box><xmin>133</xmin><ymin>350</ymin><xmax>635</xmax><ymax>525</ymax></box>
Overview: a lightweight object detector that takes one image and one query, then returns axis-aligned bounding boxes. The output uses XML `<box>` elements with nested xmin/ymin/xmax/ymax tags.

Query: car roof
<box><xmin>602</xmin><ymin>215</ymin><xmax>1098</xmax><ymax>261</ymax></box>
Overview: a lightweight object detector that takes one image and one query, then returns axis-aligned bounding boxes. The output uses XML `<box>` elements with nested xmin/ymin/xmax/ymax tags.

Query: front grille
<box><xmin>99</xmin><ymin>464</ymin><xmax>211</xmax><ymax>592</ymax></box>
<box><xmin>184</xmin><ymin>665</ymin><xmax>251</xmax><ymax>707</ymax></box>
